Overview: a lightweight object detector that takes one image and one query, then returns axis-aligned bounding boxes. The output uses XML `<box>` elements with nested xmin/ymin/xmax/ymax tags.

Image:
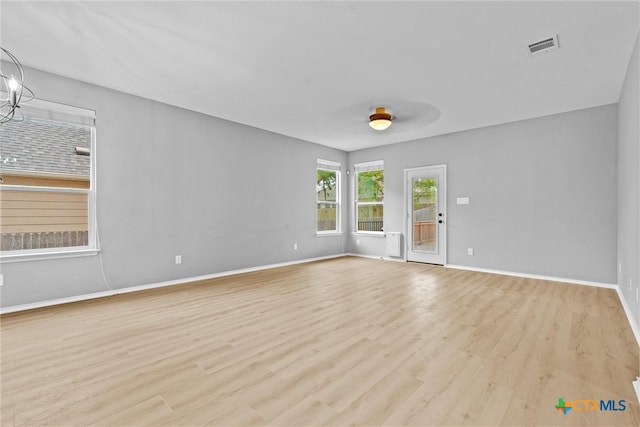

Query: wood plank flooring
<box><xmin>1</xmin><ymin>256</ymin><xmax>639</xmax><ymax>426</ymax></box>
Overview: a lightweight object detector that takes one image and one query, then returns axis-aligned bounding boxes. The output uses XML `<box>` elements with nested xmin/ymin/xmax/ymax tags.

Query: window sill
<box><xmin>0</xmin><ymin>248</ymin><xmax>100</xmax><ymax>263</ymax></box>
<box><xmin>316</xmin><ymin>232</ymin><xmax>343</xmax><ymax>237</ymax></box>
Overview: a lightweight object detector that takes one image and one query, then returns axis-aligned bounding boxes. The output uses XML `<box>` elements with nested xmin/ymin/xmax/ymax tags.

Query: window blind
<box><xmin>354</xmin><ymin>160</ymin><xmax>384</xmax><ymax>173</ymax></box>
<box><xmin>317</xmin><ymin>159</ymin><xmax>341</xmax><ymax>171</ymax></box>
<box><xmin>17</xmin><ymin>97</ymin><xmax>96</xmax><ymax>127</ymax></box>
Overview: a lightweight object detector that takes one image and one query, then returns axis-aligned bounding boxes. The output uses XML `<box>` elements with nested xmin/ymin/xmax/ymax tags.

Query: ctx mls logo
<box><xmin>555</xmin><ymin>398</ymin><xmax>573</xmax><ymax>415</ymax></box>
<box><xmin>555</xmin><ymin>397</ymin><xmax>626</xmax><ymax>415</ymax></box>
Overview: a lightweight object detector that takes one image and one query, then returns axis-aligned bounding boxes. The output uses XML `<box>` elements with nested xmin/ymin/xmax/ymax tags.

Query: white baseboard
<box><xmin>6</xmin><ymin>253</ymin><xmax>638</xmax><ymax>404</ymax></box>
<box><xmin>436</xmin><ymin>262</ymin><xmax>640</xmax><ymax>397</ymax></box>
<box><xmin>616</xmin><ymin>286</ymin><xmax>640</xmax><ymax>347</ymax></box>
<box><xmin>446</xmin><ymin>264</ymin><xmax>640</xmax><ymax>347</ymax></box>
<box><xmin>0</xmin><ymin>254</ymin><xmax>346</xmax><ymax>314</ymax></box>
<box><xmin>345</xmin><ymin>252</ymin><xmax>385</xmax><ymax>260</ymax></box>
<box><xmin>1</xmin><ymin>289</ymin><xmax>118</xmax><ymax>315</ymax></box>
<box><xmin>445</xmin><ymin>264</ymin><xmax>617</xmax><ymax>289</ymax></box>
<box><xmin>346</xmin><ymin>253</ymin><xmax>406</xmax><ymax>263</ymax></box>
<box><xmin>4</xmin><ymin>255</ymin><xmax>638</xmax><ymax>349</ymax></box>
<box><xmin>383</xmin><ymin>256</ymin><xmax>407</xmax><ymax>263</ymax></box>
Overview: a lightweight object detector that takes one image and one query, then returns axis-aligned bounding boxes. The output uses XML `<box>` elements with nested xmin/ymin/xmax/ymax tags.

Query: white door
<box><xmin>406</xmin><ymin>165</ymin><xmax>446</xmax><ymax>264</ymax></box>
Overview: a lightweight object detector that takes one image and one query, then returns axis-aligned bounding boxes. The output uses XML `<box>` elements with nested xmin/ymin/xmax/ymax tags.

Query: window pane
<box><xmin>357</xmin><ymin>204</ymin><xmax>383</xmax><ymax>232</ymax></box>
<box><xmin>357</xmin><ymin>170</ymin><xmax>384</xmax><ymax>202</ymax></box>
<box><xmin>0</xmin><ymin>118</ymin><xmax>92</xmax><ymax>251</ymax></box>
<box><xmin>316</xmin><ymin>164</ymin><xmax>339</xmax><ymax>233</ymax></box>
<box><xmin>317</xmin><ymin>203</ymin><xmax>337</xmax><ymax>231</ymax></box>
<box><xmin>412</xmin><ymin>177</ymin><xmax>437</xmax><ymax>252</ymax></box>
<box><xmin>0</xmin><ymin>118</ymin><xmax>91</xmax><ymax>185</ymax></box>
<box><xmin>317</xmin><ymin>169</ymin><xmax>337</xmax><ymax>202</ymax></box>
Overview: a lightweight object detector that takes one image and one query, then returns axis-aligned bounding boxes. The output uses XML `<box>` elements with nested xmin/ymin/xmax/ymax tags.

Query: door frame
<box><xmin>403</xmin><ymin>164</ymin><xmax>447</xmax><ymax>265</ymax></box>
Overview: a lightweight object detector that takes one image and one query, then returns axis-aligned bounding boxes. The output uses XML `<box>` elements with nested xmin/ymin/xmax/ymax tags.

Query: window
<box><xmin>0</xmin><ymin>98</ymin><xmax>97</xmax><ymax>261</ymax></box>
<box><xmin>355</xmin><ymin>160</ymin><xmax>384</xmax><ymax>233</ymax></box>
<box><xmin>317</xmin><ymin>159</ymin><xmax>341</xmax><ymax>233</ymax></box>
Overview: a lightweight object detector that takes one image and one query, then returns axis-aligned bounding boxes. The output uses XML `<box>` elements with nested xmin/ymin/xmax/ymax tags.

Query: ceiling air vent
<box><xmin>528</xmin><ymin>35</ymin><xmax>559</xmax><ymax>56</ymax></box>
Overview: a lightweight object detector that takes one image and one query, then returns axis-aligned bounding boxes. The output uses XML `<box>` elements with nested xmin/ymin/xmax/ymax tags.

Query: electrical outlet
<box><xmin>636</xmin><ymin>287</ymin><xmax>639</xmax><ymax>303</ymax></box>
<box><xmin>175</xmin><ymin>255</ymin><xmax>182</xmax><ymax>264</ymax></box>
<box><xmin>356</xmin><ymin>239</ymin><xmax>360</xmax><ymax>245</ymax></box>
<box><xmin>293</xmin><ymin>243</ymin><xmax>298</xmax><ymax>250</ymax></box>
<box><xmin>619</xmin><ymin>263</ymin><xmax>622</xmax><ymax>273</ymax></box>
<box><xmin>0</xmin><ymin>274</ymin><xmax>3</xmax><ymax>287</ymax></box>
<box><xmin>467</xmin><ymin>248</ymin><xmax>474</xmax><ymax>256</ymax></box>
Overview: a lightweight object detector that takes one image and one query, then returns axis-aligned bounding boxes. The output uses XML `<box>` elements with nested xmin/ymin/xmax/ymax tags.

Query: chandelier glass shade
<box><xmin>1</xmin><ymin>47</ymin><xmax>33</xmax><ymax>124</ymax></box>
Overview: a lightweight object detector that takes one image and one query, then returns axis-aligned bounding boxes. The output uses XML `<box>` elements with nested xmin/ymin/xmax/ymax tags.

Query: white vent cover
<box><xmin>386</xmin><ymin>232</ymin><xmax>402</xmax><ymax>258</ymax></box>
<box><xmin>528</xmin><ymin>35</ymin><xmax>559</xmax><ymax>56</ymax></box>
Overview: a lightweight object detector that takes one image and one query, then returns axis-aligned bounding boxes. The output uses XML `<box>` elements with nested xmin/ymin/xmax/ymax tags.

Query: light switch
<box><xmin>457</xmin><ymin>197</ymin><xmax>470</xmax><ymax>205</ymax></box>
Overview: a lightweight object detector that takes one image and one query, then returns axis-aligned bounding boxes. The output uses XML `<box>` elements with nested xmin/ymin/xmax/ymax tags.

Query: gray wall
<box><xmin>0</xmin><ymin>67</ymin><xmax>347</xmax><ymax>308</ymax></box>
<box><xmin>0</xmin><ymin>62</ymin><xmax>630</xmax><ymax>312</ymax></box>
<box><xmin>348</xmin><ymin>104</ymin><xmax>618</xmax><ymax>284</ymax></box>
<box><xmin>617</xmin><ymin>31</ymin><xmax>640</xmax><ymax>331</ymax></box>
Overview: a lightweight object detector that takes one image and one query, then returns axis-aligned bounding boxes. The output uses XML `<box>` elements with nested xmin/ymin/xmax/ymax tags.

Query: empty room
<box><xmin>1</xmin><ymin>1</ymin><xmax>639</xmax><ymax>426</ymax></box>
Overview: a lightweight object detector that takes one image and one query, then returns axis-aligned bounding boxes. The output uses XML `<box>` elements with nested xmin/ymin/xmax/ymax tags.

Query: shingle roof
<box><xmin>0</xmin><ymin>118</ymin><xmax>90</xmax><ymax>178</ymax></box>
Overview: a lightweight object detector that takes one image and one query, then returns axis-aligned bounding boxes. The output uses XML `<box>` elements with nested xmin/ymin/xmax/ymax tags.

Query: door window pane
<box><xmin>412</xmin><ymin>177</ymin><xmax>437</xmax><ymax>252</ymax></box>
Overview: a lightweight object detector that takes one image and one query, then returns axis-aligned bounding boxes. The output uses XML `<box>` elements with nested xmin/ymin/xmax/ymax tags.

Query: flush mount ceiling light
<box><xmin>369</xmin><ymin>107</ymin><xmax>392</xmax><ymax>131</ymax></box>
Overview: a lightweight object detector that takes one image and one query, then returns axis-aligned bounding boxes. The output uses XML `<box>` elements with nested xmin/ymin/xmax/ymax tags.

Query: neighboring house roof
<box><xmin>0</xmin><ymin>118</ymin><xmax>90</xmax><ymax>178</ymax></box>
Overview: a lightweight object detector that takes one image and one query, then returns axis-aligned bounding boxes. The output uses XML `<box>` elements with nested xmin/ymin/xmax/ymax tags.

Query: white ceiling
<box><xmin>1</xmin><ymin>1</ymin><xmax>638</xmax><ymax>151</ymax></box>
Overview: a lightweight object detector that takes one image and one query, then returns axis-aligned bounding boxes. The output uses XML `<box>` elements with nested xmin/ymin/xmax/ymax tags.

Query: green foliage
<box><xmin>413</xmin><ymin>178</ymin><xmax>437</xmax><ymax>207</ymax></box>
<box><xmin>357</xmin><ymin>170</ymin><xmax>384</xmax><ymax>202</ymax></box>
<box><xmin>317</xmin><ymin>169</ymin><xmax>336</xmax><ymax>201</ymax></box>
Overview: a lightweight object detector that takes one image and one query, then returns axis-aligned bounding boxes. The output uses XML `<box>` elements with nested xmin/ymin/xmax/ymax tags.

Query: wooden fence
<box><xmin>413</xmin><ymin>220</ymin><xmax>435</xmax><ymax>245</ymax></box>
<box><xmin>317</xmin><ymin>219</ymin><xmax>337</xmax><ymax>231</ymax></box>
<box><xmin>358</xmin><ymin>218</ymin><xmax>383</xmax><ymax>232</ymax></box>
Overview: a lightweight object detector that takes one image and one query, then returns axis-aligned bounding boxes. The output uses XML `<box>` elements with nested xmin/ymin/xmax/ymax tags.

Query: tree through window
<box><xmin>355</xmin><ymin>161</ymin><xmax>384</xmax><ymax>233</ymax></box>
<box><xmin>317</xmin><ymin>159</ymin><xmax>340</xmax><ymax>233</ymax></box>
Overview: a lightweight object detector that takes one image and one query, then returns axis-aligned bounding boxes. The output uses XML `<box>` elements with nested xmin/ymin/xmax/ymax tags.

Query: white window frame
<box><xmin>0</xmin><ymin>98</ymin><xmax>98</xmax><ymax>263</ymax></box>
<box><xmin>316</xmin><ymin>159</ymin><xmax>341</xmax><ymax>235</ymax></box>
<box><xmin>354</xmin><ymin>160</ymin><xmax>384</xmax><ymax>235</ymax></box>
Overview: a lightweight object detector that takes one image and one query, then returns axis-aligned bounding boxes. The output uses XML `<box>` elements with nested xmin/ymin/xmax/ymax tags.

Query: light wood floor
<box><xmin>1</xmin><ymin>256</ymin><xmax>639</xmax><ymax>426</ymax></box>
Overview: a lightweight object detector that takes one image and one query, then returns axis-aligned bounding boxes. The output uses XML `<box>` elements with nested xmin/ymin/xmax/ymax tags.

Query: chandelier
<box><xmin>1</xmin><ymin>47</ymin><xmax>34</xmax><ymax>124</ymax></box>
